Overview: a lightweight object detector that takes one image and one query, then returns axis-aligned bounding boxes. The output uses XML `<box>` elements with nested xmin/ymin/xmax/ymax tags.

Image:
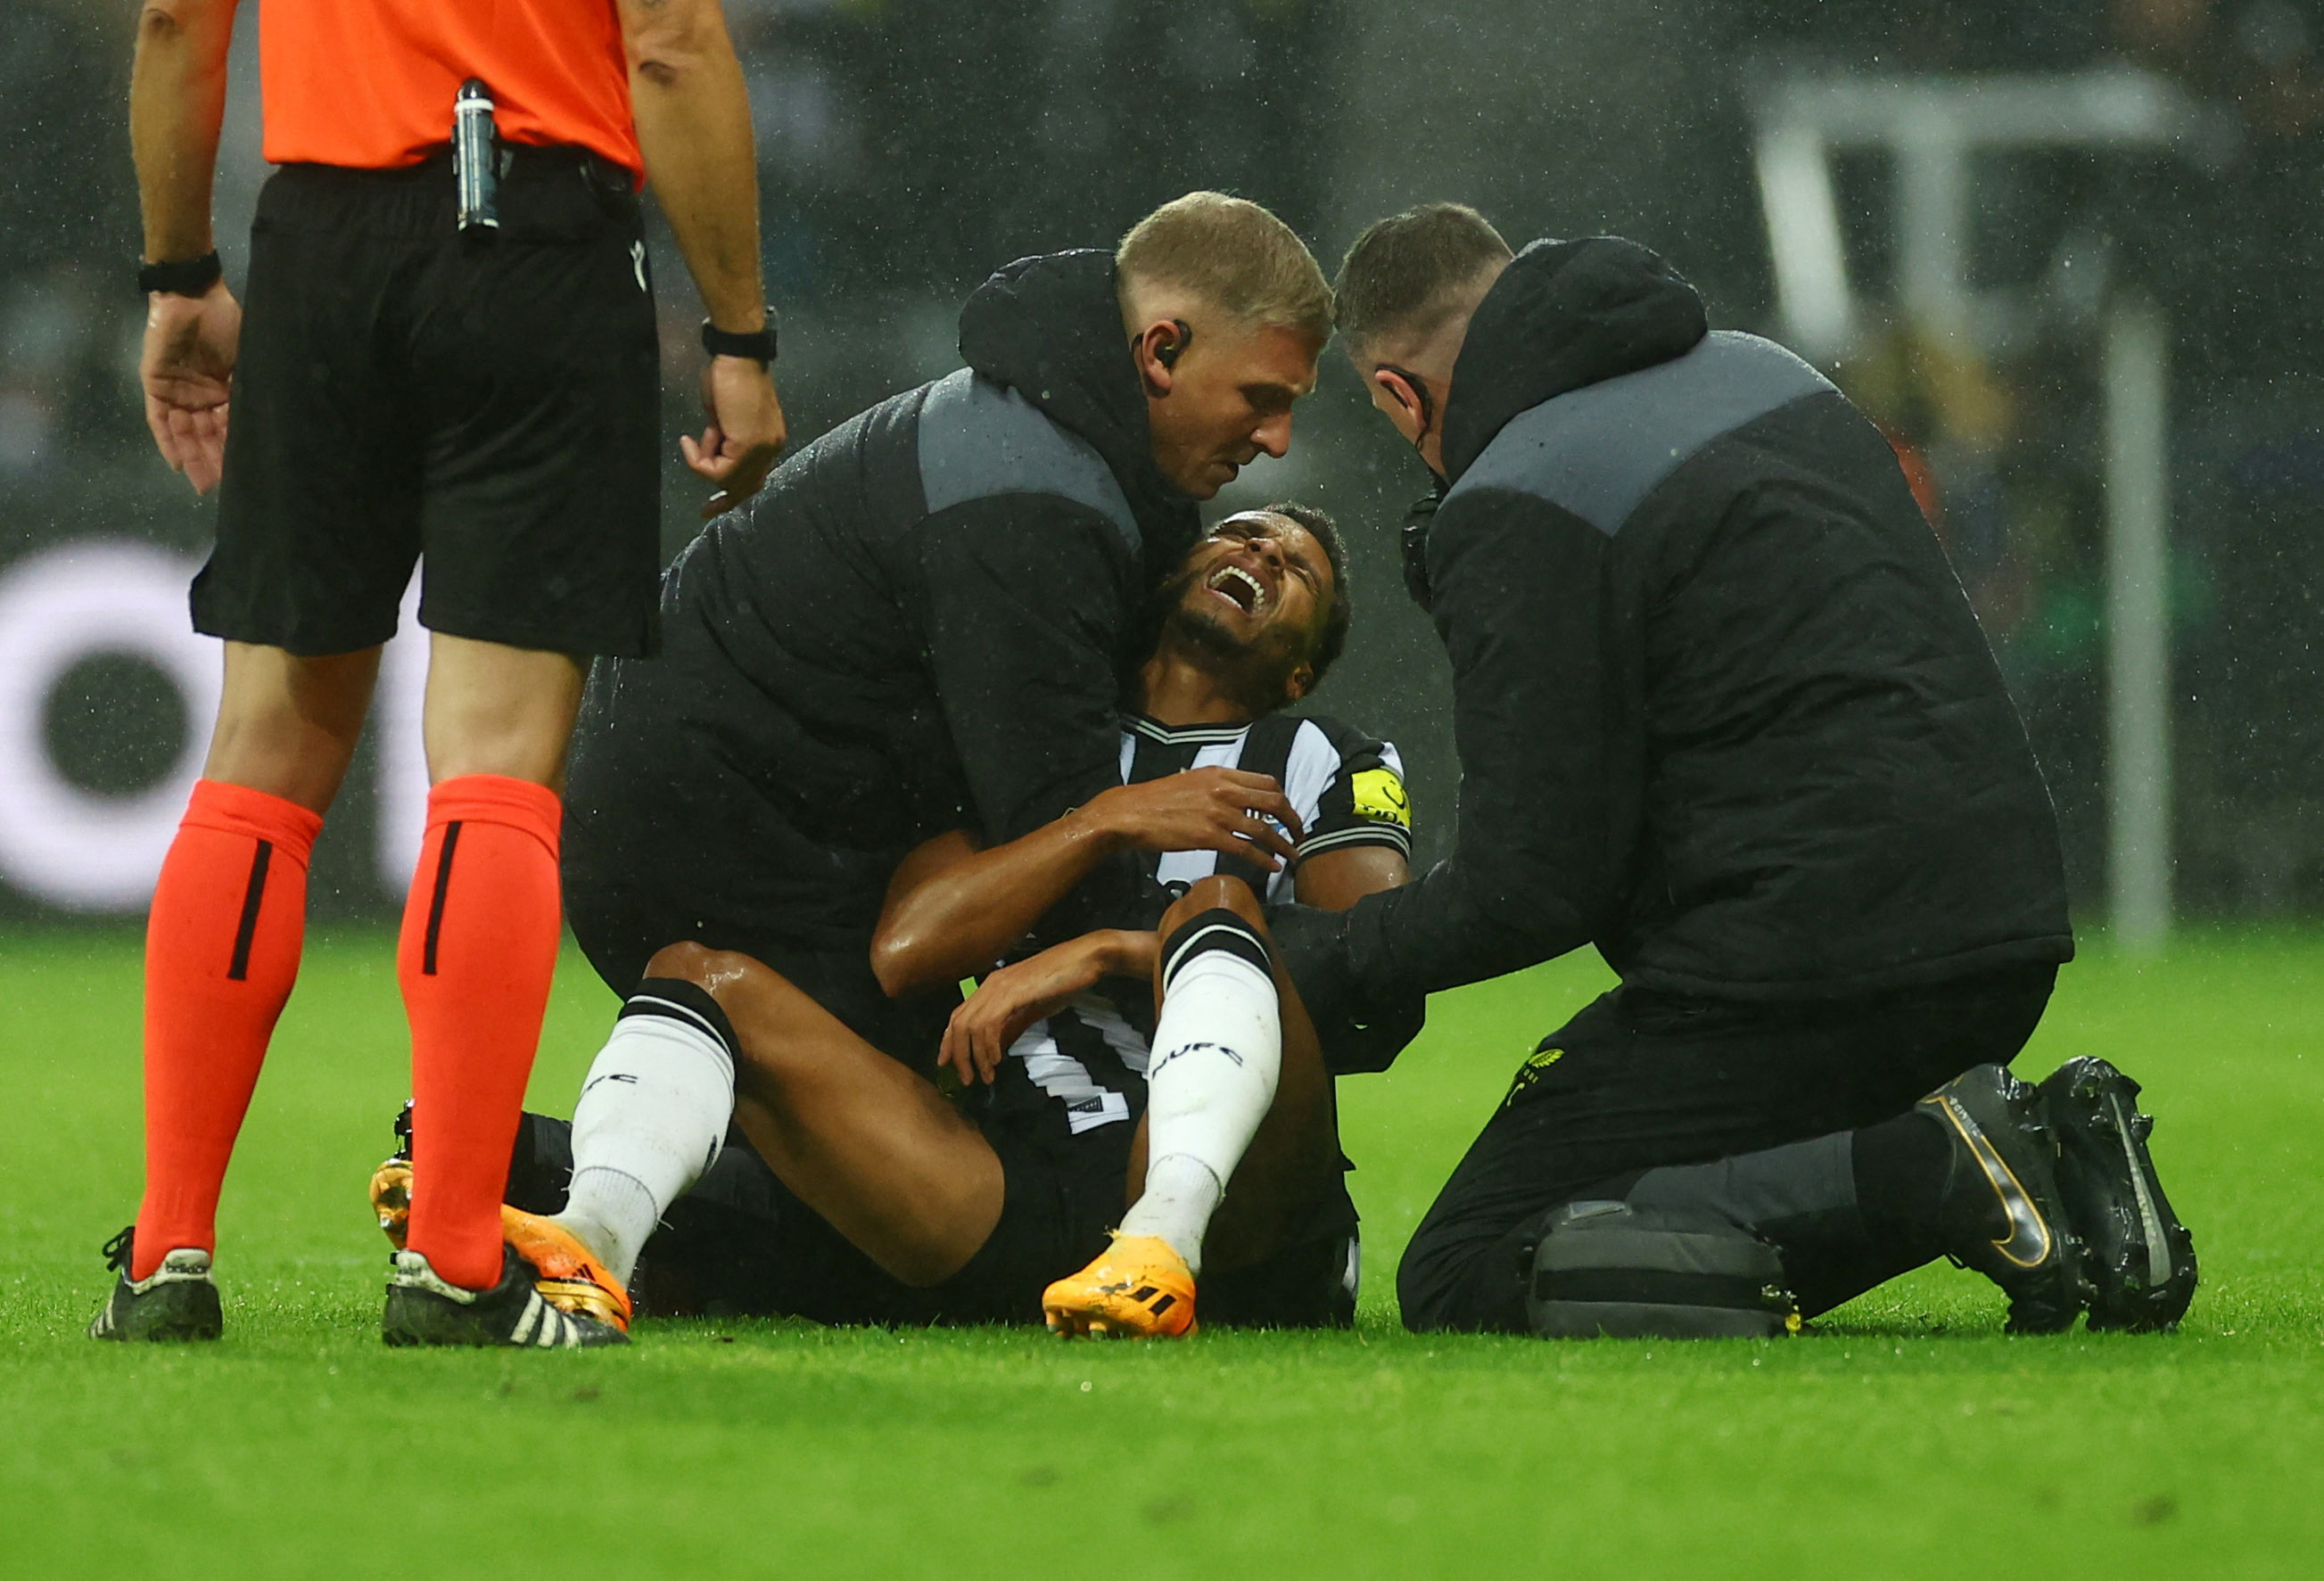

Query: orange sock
<box><xmin>133</xmin><ymin>779</ymin><xmax>324</xmax><ymax>1280</ymax></box>
<box><xmin>399</xmin><ymin>774</ymin><xmax>564</xmax><ymax>1291</ymax></box>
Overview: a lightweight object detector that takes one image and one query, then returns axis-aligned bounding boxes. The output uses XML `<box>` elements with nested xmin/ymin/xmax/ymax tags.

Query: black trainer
<box><xmin>2037</xmin><ymin>1057</ymin><xmax>2196</xmax><ymax>1332</ymax></box>
<box><xmin>87</xmin><ymin>1226</ymin><xmax>223</xmax><ymax>1343</ymax></box>
<box><xmin>382</xmin><ymin>1241</ymin><xmax>628</xmax><ymax>1348</ymax></box>
<box><xmin>1916</xmin><ymin>1065</ymin><xmax>2089</xmax><ymax>1334</ymax></box>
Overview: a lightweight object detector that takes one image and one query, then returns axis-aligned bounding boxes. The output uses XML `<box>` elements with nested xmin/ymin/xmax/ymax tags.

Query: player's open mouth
<box><xmin>1207</xmin><ymin>564</ymin><xmax>1267</xmax><ymax>614</ymax></box>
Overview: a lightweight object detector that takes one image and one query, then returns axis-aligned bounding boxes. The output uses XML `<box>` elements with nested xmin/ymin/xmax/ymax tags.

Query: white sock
<box><xmin>1117</xmin><ymin>914</ymin><xmax>1281</xmax><ymax>1275</ymax></box>
<box><xmin>555</xmin><ymin>982</ymin><xmax>738</xmax><ymax>1285</ymax></box>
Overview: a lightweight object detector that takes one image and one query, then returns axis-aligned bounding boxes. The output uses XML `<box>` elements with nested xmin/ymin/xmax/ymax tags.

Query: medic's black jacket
<box><xmin>1309</xmin><ymin>237</ymin><xmax>2072</xmax><ymax>1019</ymax></box>
<box><xmin>564</xmin><ymin>251</ymin><xmax>1199</xmax><ymax>955</ymax></box>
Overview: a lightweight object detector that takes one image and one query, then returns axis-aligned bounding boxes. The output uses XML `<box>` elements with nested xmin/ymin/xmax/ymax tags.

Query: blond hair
<box><xmin>1117</xmin><ymin>192</ymin><xmax>1333</xmax><ymax>343</ymax></box>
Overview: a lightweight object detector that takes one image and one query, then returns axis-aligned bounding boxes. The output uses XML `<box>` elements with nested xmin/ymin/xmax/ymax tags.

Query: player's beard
<box><xmin>1157</xmin><ymin>577</ymin><xmax>1304</xmax><ymax>717</ymax></box>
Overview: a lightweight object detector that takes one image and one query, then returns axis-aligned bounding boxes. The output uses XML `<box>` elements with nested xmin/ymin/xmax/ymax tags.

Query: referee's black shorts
<box><xmin>197</xmin><ymin>148</ymin><xmax>662</xmax><ymax>659</ymax></box>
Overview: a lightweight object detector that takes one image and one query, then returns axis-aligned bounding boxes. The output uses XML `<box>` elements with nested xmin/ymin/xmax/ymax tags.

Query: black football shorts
<box><xmin>197</xmin><ymin>149</ymin><xmax>662</xmax><ymax>658</ymax></box>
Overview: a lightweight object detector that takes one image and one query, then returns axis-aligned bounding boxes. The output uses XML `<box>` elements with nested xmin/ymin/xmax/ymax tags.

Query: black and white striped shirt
<box><xmin>1001</xmin><ymin>712</ymin><xmax>1411</xmax><ymax>1134</ymax></box>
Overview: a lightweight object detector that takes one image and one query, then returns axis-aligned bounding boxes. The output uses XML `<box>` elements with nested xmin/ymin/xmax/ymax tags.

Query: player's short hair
<box><xmin>1333</xmin><ymin>202</ymin><xmax>1514</xmax><ymax>359</ymax></box>
<box><xmin>1117</xmin><ymin>193</ymin><xmax>1334</xmax><ymax>344</ymax></box>
<box><xmin>1262</xmin><ymin>499</ymin><xmax>1353</xmax><ymax>687</ymax></box>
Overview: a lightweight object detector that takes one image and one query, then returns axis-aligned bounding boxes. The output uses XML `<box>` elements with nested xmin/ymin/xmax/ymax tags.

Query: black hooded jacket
<box><xmin>1304</xmin><ymin>237</ymin><xmax>2072</xmax><ymax>1028</ymax></box>
<box><xmin>564</xmin><ymin>250</ymin><xmax>1199</xmax><ymax>968</ymax></box>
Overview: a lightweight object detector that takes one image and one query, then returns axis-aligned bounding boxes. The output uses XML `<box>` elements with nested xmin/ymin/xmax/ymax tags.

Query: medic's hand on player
<box><xmin>940</xmin><ymin>928</ymin><xmax>1158</xmax><ymax>1085</ymax></box>
<box><xmin>683</xmin><ymin>353</ymin><xmax>787</xmax><ymax>519</ymax></box>
<box><xmin>141</xmin><ymin>281</ymin><xmax>241</xmax><ymax>497</ymax></box>
<box><xmin>1084</xmin><ymin>768</ymin><xmax>1304</xmax><ymax>870</ymax></box>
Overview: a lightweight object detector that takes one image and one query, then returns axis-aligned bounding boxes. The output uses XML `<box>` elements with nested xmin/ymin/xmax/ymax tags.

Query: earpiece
<box><xmin>1156</xmin><ymin>318</ymin><xmax>1193</xmax><ymax>369</ymax></box>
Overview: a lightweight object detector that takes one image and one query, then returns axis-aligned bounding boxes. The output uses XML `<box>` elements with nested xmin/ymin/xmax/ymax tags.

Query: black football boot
<box><xmin>87</xmin><ymin>1226</ymin><xmax>223</xmax><ymax>1343</ymax></box>
<box><xmin>1916</xmin><ymin>1065</ymin><xmax>2090</xmax><ymax>1334</ymax></box>
<box><xmin>382</xmin><ymin>1241</ymin><xmax>628</xmax><ymax>1348</ymax></box>
<box><xmin>2037</xmin><ymin>1057</ymin><xmax>2197</xmax><ymax>1332</ymax></box>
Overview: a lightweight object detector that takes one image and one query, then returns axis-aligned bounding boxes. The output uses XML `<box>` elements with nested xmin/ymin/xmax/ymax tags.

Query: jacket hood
<box><xmin>1439</xmin><ymin>236</ymin><xmax>1709</xmax><ymax>483</ymax></box>
<box><xmin>957</xmin><ymin>249</ymin><xmax>1189</xmax><ymax>533</ymax></box>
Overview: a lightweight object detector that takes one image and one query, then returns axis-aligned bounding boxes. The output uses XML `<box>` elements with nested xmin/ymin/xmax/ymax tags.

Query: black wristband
<box><xmin>701</xmin><ymin>317</ymin><xmax>778</xmax><ymax>364</ymax></box>
<box><xmin>138</xmin><ymin>252</ymin><xmax>222</xmax><ymax>298</ymax></box>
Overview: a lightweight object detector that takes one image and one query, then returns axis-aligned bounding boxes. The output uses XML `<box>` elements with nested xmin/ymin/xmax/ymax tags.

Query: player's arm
<box><xmin>872</xmin><ymin>769</ymin><xmax>1302</xmax><ymax>997</ymax></box>
<box><xmin>937</xmin><ymin>784</ymin><xmax>1412</xmax><ymax>1083</ymax></box>
<box><xmin>1290</xmin><ymin>734</ymin><xmax>1414</xmax><ymax>912</ymax></box>
<box><xmin>1292</xmin><ymin>844</ymin><xmax>1409</xmax><ymax>911</ymax></box>
<box><xmin>614</xmin><ymin>0</ymin><xmax>785</xmax><ymax>515</ymax></box>
<box><xmin>937</xmin><ymin>926</ymin><xmax>1155</xmax><ymax>1085</ymax></box>
<box><xmin>131</xmin><ymin>0</ymin><xmax>243</xmax><ymax>496</ymax></box>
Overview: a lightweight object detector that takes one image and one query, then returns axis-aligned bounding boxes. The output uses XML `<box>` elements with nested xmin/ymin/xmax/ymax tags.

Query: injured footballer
<box><xmin>374</xmin><ymin>505</ymin><xmax>1416</xmax><ymax>1336</ymax></box>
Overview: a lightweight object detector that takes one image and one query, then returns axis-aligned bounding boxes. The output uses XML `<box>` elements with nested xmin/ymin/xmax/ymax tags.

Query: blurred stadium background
<box><xmin>3</xmin><ymin>0</ymin><xmax>2321</xmax><ymax>935</ymax></box>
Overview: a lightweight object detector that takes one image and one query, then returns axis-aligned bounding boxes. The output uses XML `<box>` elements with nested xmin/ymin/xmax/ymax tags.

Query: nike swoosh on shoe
<box><xmin>1932</xmin><ymin>1093</ymin><xmax>2055</xmax><ymax>1269</ymax></box>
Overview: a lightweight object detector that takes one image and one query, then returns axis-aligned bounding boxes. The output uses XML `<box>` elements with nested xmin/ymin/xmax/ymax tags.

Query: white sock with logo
<box><xmin>555</xmin><ymin>980</ymin><xmax>738</xmax><ymax>1286</ymax></box>
<box><xmin>1117</xmin><ymin>911</ymin><xmax>1281</xmax><ymax>1275</ymax></box>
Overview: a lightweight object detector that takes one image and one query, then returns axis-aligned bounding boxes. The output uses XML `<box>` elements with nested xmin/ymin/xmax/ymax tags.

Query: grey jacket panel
<box><xmin>1446</xmin><ymin>332</ymin><xmax>1836</xmax><ymax>535</ymax></box>
<box><xmin>915</xmin><ymin>368</ymin><xmax>1141</xmax><ymax>551</ymax></box>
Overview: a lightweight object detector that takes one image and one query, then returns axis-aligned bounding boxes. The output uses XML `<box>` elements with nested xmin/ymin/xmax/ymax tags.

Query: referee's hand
<box><xmin>683</xmin><ymin>354</ymin><xmax>787</xmax><ymax>518</ymax></box>
<box><xmin>141</xmin><ymin>281</ymin><xmax>240</xmax><ymax>497</ymax></box>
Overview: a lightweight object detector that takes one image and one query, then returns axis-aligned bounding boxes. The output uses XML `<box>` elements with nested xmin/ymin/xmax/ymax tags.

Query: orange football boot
<box><xmin>370</xmin><ymin>1157</ymin><xmax>414</xmax><ymax>1250</ymax></box>
<box><xmin>366</xmin><ymin>1157</ymin><xmax>630</xmax><ymax>1333</ymax></box>
<box><xmin>1042</xmin><ymin>1234</ymin><xmax>1199</xmax><ymax>1338</ymax></box>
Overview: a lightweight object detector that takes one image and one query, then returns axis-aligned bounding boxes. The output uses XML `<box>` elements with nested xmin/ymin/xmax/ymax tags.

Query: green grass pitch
<box><xmin>4</xmin><ymin>928</ymin><xmax>2320</xmax><ymax>1577</ymax></box>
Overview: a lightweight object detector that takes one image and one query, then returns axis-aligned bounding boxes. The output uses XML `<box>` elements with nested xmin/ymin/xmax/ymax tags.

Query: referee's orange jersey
<box><xmin>259</xmin><ymin>0</ymin><xmax>644</xmax><ymax>178</ymax></box>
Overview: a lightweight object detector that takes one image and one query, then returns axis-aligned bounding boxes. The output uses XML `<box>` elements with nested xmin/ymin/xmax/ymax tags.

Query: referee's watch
<box><xmin>701</xmin><ymin>317</ymin><xmax>779</xmax><ymax>365</ymax></box>
<box><xmin>137</xmin><ymin>252</ymin><xmax>223</xmax><ymax>298</ymax></box>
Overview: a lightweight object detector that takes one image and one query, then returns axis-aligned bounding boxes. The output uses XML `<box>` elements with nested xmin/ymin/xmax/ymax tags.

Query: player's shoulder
<box><xmin>1279</xmin><ymin>712</ymin><xmax>1399</xmax><ymax>774</ymax></box>
<box><xmin>1273</xmin><ymin>713</ymin><xmax>1413</xmax><ymax>851</ymax></box>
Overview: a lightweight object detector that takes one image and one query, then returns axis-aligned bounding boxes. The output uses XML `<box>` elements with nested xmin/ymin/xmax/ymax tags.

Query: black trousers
<box><xmin>1396</xmin><ymin>964</ymin><xmax>2056</xmax><ymax>1333</ymax></box>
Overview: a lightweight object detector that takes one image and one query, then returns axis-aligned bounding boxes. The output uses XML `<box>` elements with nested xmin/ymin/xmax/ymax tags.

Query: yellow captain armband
<box><xmin>1350</xmin><ymin>766</ymin><xmax>1412</xmax><ymax>830</ymax></box>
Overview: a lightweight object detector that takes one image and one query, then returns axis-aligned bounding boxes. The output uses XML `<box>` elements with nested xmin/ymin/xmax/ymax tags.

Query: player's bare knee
<box><xmin>642</xmin><ymin>941</ymin><xmax>752</xmax><ymax>1002</ymax></box>
<box><xmin>1159</xmin><ymin>873</ymin><xmax>1265</xmax><ymax>937</ymax></box>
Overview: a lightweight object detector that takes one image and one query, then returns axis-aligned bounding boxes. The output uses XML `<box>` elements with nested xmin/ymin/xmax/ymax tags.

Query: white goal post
<box><xmin>1750</xmin><ymin>70</ymin><xmax>2195</xmax><ymax>951</ymax></box>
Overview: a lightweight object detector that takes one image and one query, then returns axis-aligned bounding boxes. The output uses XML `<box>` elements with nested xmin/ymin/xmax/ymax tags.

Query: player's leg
<box><xmin>552</xmin><ymin>942</ymin><xmax>1004</xmax><ymax>1290</ymax></box>
<box><xmin>1123</xmin><ymin>879</ymin><xmax>1341</xmax><ymax>1274</ymax></box>
<box><xmin>698</xmin><ymin>946</ymin><xmax>1007</xmax><ymax>1285</ymax></box>
<box><xmin>1045</xmin><ymin>877</ymin><xmax>1303</xmax><ymax>1337</ymax></box>
<box><xmin>1128</xmin><ymin>883</ymin><xmax>1361</xmax><ymax>1330</ymax></box>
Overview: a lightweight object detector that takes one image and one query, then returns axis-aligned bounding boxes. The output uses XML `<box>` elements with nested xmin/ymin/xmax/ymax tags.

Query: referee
<box><xmin>94</xmin><ymin>0</ymin><xmax>783</xmax><ymax>1347</ymax></box>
